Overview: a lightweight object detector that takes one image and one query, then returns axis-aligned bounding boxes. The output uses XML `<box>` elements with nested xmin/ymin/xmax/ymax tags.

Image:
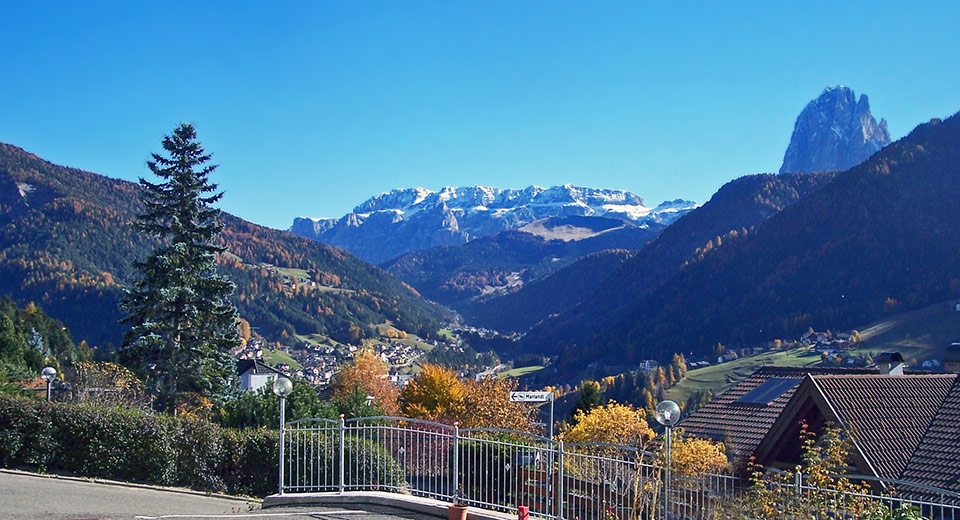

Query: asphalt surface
<box><xmin>0</xmin><ymin>471</ymin><xmax>430</xmax><ymax>520</ymax></box>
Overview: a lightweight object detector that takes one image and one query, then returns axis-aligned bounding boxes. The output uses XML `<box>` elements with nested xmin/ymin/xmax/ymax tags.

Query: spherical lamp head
<box><xmin>272</xmin><ymin>376</ymin><xmax>293</xmax><ymax>398</ymax></box>
<box><xmin>655</xmin><ymin>400</ymin><xmax>681</xmax><ymax>427</ymax></box>
<box><xmin>41</xmin><ymin>366</ymin><xmax>57</xmax><ymax>383</ymax></box>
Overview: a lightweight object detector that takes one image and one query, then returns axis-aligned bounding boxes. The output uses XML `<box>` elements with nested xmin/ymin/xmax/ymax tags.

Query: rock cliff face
<box><xmin>780</xmin><ymin>86</ymin><xmax>890</xmax><ymax>174</ymax></box>
<box><xmin>291</xmin><ymin>185</ymin><xmax>696</xmax><ymax>264</ymax></box>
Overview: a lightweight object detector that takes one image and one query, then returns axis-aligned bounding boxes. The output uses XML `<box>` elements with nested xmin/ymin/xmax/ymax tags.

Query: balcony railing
<box><xmin>278</xmin><ymin>416</ymin><xmax>960</xmax><ymax>520</ymax></box>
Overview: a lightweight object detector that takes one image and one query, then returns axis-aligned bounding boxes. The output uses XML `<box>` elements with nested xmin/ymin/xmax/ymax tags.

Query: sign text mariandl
<box><xmin>509</xmin><ymin>391</ymin><xmax>553</xmax><ymax>403</ymax></box>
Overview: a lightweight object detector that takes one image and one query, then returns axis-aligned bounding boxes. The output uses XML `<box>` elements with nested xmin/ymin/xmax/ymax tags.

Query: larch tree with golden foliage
<box><xmin>461</xmin><ymin>376</ymin><xmax>536</xmax><ymax>431</ymax></box>
<box><xmin>400</xmin><ymin>363</ymin><xmax>465</xmax><ymax>423</ymax></box>
<box><xmin>334</xmin><ymin>348</ymin><xmax>400</xmax><ymax>416</ymax></box>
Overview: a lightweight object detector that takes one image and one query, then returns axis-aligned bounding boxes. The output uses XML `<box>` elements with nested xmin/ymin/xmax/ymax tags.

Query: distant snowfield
<box><xmin>302</xmin><ymin>184</ymin><xmax>697</xmax><ymax>228</ymax></box>
<box><xmin>519</xmin><ymin>219</ymin><xmax>629</xmax><ymax>242</ymax></box>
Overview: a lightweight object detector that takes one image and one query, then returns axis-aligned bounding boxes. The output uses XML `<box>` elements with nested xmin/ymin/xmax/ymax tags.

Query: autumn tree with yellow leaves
<box><xmin>669</xmin><ymin>429</ymin><xmax>729</xmax><ymax>477</ymax></box>
<box><xmin>561</xmin><ymin>401</ymin><xmax>655</xmax><ymax>446</ymax></box>
<box><xmin>334</xmin><ymin>348</ymin><xmax>400</xmax><ymax>416</ymax></box>
<box><xmin>400</xmin><ymin>363</ymin><xmax>466</xmax><ymax>422</ymax></box>
<box><xmin>72</xmin><ymin>361</ymin><xmax>151</xmax><ymax>409</ymax></box>
<box><xmin>460</xmin><ymin>376</ymin><xmax>536</xmax><ymax>431</ymax></box>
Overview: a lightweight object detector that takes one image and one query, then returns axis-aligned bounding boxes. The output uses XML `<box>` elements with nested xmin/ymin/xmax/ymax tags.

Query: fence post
<box><xmin>556</xmin><ymin>440</ymin><xmax>564</xmax><ymax>520</ymax></box>
<box><xmin>452</xmin><ymin>422</ymin><xmax>460</xmax><ymax>500</ymax></box>
<box><xmin>339</xmin><ymin>414</ymin><xmax>345</xmax><ymax>494</ymax></box>
<box><xmin>664</xmin><ymin>426</ymin><xmax>672</xmax><ymax>520</ymax></box>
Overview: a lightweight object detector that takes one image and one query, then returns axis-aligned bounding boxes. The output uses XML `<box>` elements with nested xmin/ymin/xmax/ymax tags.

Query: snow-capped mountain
<box><xmin>290</xmin><ymin>184</ymin><xmax>697</xmax><ymax>264</ymax></box>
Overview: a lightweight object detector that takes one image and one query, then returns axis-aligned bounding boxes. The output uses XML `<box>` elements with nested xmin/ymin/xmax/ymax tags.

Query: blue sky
<box><xmin>1</xmin><ymin>1</ymin><xmax>957</xmax><ymax>229</ymax></box>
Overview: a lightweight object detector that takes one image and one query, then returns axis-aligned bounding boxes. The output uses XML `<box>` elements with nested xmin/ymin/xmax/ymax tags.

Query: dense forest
<box><xmin>491</xmin><ymin>170</ymin><xmax>837</xmax><ymax>342</ymax></box>
<box><xmin>538</xmin><ymin>113</ymin><xmax>960</xmax><ymax>378</ymax></box>
<box><xmin>0</xmin><ymin>142</ymin><xmax>448</xmax><ymax>350</ymax></box>
<box><xmin>460</xmin><ymin>249</ymin><xmax>638</xmax><ymax>331</ymax></box>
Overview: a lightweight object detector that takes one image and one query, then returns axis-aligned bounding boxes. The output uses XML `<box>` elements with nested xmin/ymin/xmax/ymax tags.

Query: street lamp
<box><xmin>40</xmin><ymin>366</ymin><xmax>56</xmax><ymax>401</ymax></box>
<box><xmin>273</xmin><ymin>376</ymin><xmax>293</xmax><ymax>495</ymax></box>
<box><xmin>655</xmin><ymin>400</ymin><xmax>681</xmax><ymax>520</ymax></box>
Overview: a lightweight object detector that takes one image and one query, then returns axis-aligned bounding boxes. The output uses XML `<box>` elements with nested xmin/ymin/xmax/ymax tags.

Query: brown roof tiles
<box><xmin>680</xmin><ymin>366</ymin><xmax>875</xmax><ymax>462</ymax></box>
<box><xmin>683</xmin><ymin>364</ymin><xmax>960</xmax><ymax>494</ymax></box>
<box><xmin>810</xmin><ymin>374</ymin><xmax>956</xmax><ymax>480</ymax></box>
<box><xmin>900</xmin><ymin>378</ymin><xmax>960</xmax><ymax>492</ymax></box>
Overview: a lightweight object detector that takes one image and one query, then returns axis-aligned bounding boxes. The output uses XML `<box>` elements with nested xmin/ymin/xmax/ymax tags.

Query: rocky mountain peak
<box><xmin>780</xmin><ymin>85</ymin><xmax>891</xmax><ymax>174</ymax></box>
<box><xmin>290</xmin><ymin>184</ymin><xmax>697</xmax><ymax>263</ymax></box>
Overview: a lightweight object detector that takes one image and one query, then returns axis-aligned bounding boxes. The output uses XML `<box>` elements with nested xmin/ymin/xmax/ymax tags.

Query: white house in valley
<box><xmin>237</xmin><ymin>359</ymin><xmax>287</xmax><ymax>392</ymax></box>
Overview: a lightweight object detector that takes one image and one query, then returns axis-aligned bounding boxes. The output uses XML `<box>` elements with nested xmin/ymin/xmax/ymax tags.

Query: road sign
<box><xmin>510</xmin><ymin>391</ymin><xmax>555</xmax><ymax>439</ymax></box>
<box><xmin>509</xmin><ymin>391</ymin><xmax>553</xmax><ymax>403</ymax></box>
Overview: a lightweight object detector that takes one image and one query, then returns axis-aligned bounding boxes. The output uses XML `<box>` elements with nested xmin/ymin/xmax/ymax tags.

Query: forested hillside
<box><xmin>459</xmin><ymin>249</ymin><xmax>638</xmax><ymax>331</ymax></box>
<box><xmin>538</xmin><ymin>113</ymin><xmax>960</xmax><ymax>379</ymax></box>
<box><xmin>479</xmin><ymin>171</ymin><xmax>836</xmax><ymax>335</ymax></box>
<box><xmin>381</xmin><ymin>216</ymin><xmax>660</xmax><ymax>308</ymax></box>
<box><xmin>0</xmin><ymin>143</ymin><xmax>447</xmax><ymax>349</ymax></box>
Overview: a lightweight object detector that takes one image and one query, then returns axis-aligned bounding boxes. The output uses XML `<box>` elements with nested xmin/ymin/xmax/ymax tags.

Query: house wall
<box><xmin>241</xmin><ymin>372</ymin><xmax>277</xmax><ymax>392</ymax></box>
<box><xmin>758</xmin><ymin>400</ymin><xmax>827</xmax><ymax>470</ymax></box>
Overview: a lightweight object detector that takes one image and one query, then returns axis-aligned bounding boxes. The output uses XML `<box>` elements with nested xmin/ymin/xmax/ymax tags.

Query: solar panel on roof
<box><xmin>736</xmin><ymin>377</ymin><xmax>802</xmax><ymax>406</ymax></box>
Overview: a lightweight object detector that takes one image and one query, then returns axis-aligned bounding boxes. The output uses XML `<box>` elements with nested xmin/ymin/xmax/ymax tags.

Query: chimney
<box><xmin>877</xmin><ymin>352</ymin><xmax>904</xmax><ymax>376</ymax></box>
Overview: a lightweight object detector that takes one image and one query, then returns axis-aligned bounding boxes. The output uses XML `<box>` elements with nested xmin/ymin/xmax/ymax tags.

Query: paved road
<box><xmin>0</xmin><ymin>471</ymin><xmax>428</xmax><ymax>520</ymax></box>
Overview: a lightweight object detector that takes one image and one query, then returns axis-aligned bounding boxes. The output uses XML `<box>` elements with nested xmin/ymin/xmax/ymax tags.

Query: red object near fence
<box><xmin>517</xmin><ymin>505</ymin><xmax>529</xmax><ymax>520</ymax></box>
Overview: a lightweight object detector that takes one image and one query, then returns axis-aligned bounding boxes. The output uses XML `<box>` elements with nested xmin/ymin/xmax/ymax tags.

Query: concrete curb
<box><xmin>0</xmin><ymin>468</ymin><xmax>261</xmax><ymax>504</ymax></box>
<box><xmin>264</xmin><ymin>491</ymin><xmax>516</xmax><ymax>520</ymax></box>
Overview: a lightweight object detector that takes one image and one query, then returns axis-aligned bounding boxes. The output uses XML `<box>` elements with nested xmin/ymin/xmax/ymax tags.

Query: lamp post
<box><xmin>40</xmin><ymin>366</ymin><xmax>56</xmax><ymax>401</ymax></box>
<box><xmin>273</xmin><ymin>376</ymin><xmax>293</xmax><ymax>495</ymax></box>
<box><xmin>655</xmin><ymin>400</ymin><xmax>680</xmax><ymax>520</ymax></box>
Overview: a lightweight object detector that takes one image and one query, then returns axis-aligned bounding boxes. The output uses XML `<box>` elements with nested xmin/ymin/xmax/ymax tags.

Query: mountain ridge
<box><xmin>381</xmin><ymin>215</ymin><xmax>663</xmax><ymax>308</ymax></box>
<box><xmin>0</xmin><ymin>141</ymin><xmax>447</xmax><ymax>348</ymax></box>
<box><xmin>533</xmin><ymin>112</ymin><xmax>960</xmax><ymax>380</ymax></box>
<box><xmin>291</xmin><ymin>184</ymin><xmax>696</xmax><ymax>263</ymax></box>
<box><xmin>468</xmin><ymin>171</ymin><xmax>838</xmax><ymax>334</ymax></box>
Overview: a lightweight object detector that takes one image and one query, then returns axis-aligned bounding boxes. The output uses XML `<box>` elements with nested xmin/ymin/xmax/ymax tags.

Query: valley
<box><xmin>3</xmin><ymin>84</ymin><xmax>959</xmax><ymax>426</ymax></box>
<box><xmin>6</xmin><ymin>6</ymin><xmax>960</xmax><ymax>514</ymax></box>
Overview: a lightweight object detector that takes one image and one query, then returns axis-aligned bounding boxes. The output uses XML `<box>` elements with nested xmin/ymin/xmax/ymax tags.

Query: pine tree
<box><xmin>571</xmin><ymin>380</ymin><xmax>603</xmax><ymax>421</ymax></box>
<box><xmin>119</xmin><ymin>123</ymin><xmax>240</xmax><ymax>414</ymax></box>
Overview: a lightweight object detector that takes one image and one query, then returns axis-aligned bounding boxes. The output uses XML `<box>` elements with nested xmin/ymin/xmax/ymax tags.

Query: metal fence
<box><xmin>279</xmin><ymin>416</ymin><xmax>960</xmax><ymax>520</ymax></box>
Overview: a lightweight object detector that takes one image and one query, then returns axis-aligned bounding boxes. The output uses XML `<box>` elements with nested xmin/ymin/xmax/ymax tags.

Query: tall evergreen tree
<box><xmin>119</xmin><ymin>123</ymin><xmax>240</xmax><ymax>413</ymax></box>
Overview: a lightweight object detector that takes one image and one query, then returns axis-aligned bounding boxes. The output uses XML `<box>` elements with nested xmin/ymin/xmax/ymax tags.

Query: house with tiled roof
<box><xmin>754</xmin><ymin>374</ymin><xmax>957</xmax><ymax>482</ymax></box>
<box><xmin>681</xmin><ymin>357</ymin><xmax>960</xmax><ymax>495</ymax></box>
<box><xmin>680</xmin><ymin>365</ymin><xmax>876</xmax><ymax>462</ymax></box>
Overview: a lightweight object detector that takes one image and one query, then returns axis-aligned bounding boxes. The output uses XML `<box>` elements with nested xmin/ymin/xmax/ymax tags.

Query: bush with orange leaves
<box><xmin>400</xmin><ymin>364</ymin><xmax>537</xmax><ymax>431</ymax></box>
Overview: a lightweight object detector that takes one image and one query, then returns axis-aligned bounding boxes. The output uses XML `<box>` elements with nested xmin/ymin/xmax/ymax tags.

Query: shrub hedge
<box><xmin>0</xmin><ymin>396</ymin><xmax>279</xmax><ymax>496</ymax></box>
<box><xmin>0</xmin><ymin>396</ymin><xmax>409</xmax><ymax>497</ymax></box>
